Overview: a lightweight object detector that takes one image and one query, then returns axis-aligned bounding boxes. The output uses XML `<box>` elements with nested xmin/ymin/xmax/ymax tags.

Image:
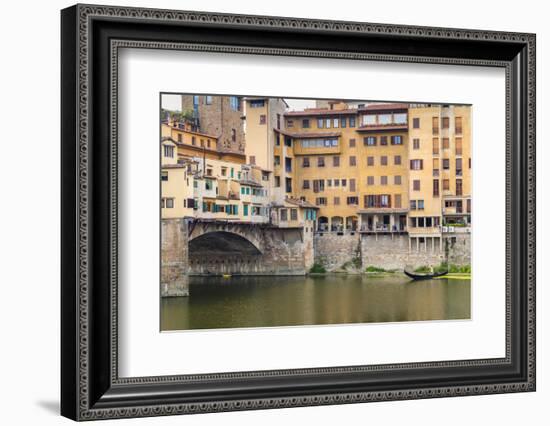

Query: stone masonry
<box><xmin>161</xmin><ymin>218</ymin><xmax>189</xmax><ymax>297</ymax></box>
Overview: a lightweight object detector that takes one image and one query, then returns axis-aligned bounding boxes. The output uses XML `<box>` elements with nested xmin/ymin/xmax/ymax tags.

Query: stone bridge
<box><xmin>161</xmin><ymin>218</ymin><xmax>314</xmax><ymax>296</ymax></box>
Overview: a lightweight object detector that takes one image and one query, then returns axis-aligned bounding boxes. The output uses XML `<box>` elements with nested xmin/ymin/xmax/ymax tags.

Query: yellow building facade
<box><xmin>279</xmin><ymin>102</ymin><xmax>471</xmax><ymax>251</ymax></box>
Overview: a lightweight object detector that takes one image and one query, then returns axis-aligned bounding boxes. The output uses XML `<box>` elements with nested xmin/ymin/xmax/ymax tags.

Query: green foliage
<box><xmin>414</xmin><ymin>265</ymin><xmax>431</xmax><ymax>273</ymax></box>
<box><xmin>309</xmin><ymin>263</ymin><xmax>327</xmax><ymax>274</ymax></box>
<box><xmin>365</xmin><ymin>266</ymin><xmax>386</xmax><ymax>273</ymax></box>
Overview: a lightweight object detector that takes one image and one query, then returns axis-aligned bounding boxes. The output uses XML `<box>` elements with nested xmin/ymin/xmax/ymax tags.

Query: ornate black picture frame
<box><xmin>61</xmin><ymin>4</ymin><xmax>536</xmax><ymax>421</ymax></box>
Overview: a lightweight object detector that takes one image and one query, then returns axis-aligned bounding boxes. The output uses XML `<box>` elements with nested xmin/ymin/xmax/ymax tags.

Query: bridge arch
<box><xmin>189</xmin><ymin>231</ymin><xmax>262</xmax><ymax>256</ymax></box>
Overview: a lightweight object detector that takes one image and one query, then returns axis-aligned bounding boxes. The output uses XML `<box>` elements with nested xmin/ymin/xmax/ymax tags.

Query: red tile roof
<box><xmin>284</xmin><ymin>108</ymin><xmax>358</xmax><ymax>117</ymax></box>
<box><xmin>358</xmin><ymin>103</ymin><xmax>408</xmax><ymax>112</ymax></box>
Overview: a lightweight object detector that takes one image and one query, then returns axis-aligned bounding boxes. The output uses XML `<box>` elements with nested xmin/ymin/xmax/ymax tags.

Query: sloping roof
<box><xmin>358</xmin><ymin>103</ymin><xmax>408</xmax><ymax>112</ymax></box>
<box><xmin>284</xmin><ymin>108</ymin><xmax>358</xmax><ymax>117</ymax></box>
<box><xmin>274</xmin><ymin>129</ymin><xmax>341</xmax><ymax>139</ymax></box>
<box><xmin>356</xmin><ymin>124</ymin><xmax>408</xmax><ymax>132</ymax></box>
<box><xmin>277</xmin><ymin>197</ymin><xmax>319</xmax><ymax>209</ymax></box>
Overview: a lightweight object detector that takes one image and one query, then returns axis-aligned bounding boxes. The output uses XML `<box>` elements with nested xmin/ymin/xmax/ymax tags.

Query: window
<box><xmin>341</xmin><ymin>179</ymin><xmax>347</xmax><ymax>187</ymax></box>
<box><xmin>350</xmin><ymin>178</ymin><xmax>356</xmax><ymax>192</ymax></box>
<box><xmin>418</xmin><ymin>200</ymin><xmax>425</xmax><ymax>210</ymax></box>
<box><xmin>318</xmin><ymin>157</ymin><xmax>325</xmax><ymax>167</ymax></box>
<box><xmin>316</xmin><ymin>197</ymin><xmax>327</xmax><ymax>206</ymax></box>
<box><xmin>163</xmin><ymin>145</ymin><xmax>174</xmax><ymax>158</ymax></box>
<box><xmin>231</xmin><ymin>128</ymin><xmax>236</xmax><ymax>142</ymax></box>
<box><xmin>285</xmin><ymin>157</ymin><xmax>292</xmax><ymax>172</ymax></box>
<box><xmin>274</xmin><ymin>155</ymin><xmax>281</xmax><ymax>166</ymax></box>
<box><xmin>229</xmin><ymin>96</ymin><xmax>240</xmax><ymax>110</ymax></box>
<box><xmin>285</xmin><ymin>137</ymin><xmax>292</xmax><ymax>147</ymax></box>
<box><xmin>432</xmin><ymin>117</ymin><xmax>439</xmax><ymax>135</ymax></box>
<box><xmin>250</xmin><ymin>156</ymin><xmax>256</xmax><ymax>165</ymax></box>
<box><xmin>249</xmin><ymin>99</ymin><xmax>264</xmax><ymax>108</ymax></box>
<box><xmin>393</xmin><ymin>194</ymin><xmax>401</xmax><ymax>209</ymax></box>
<box><xmin>442</xmin><ymin>138</ymin><xmax>450</xmax><ymax>149</ymax></box>
<box><xmin>290</xmin><ymin>209</ymin><xmax>298</xmax><ymax>221</ymax></box>
<box><xmin>367</xmin><ymin>176</ymin><xmax>374</xmax><ymax>185</ymax></box>
<box><xmin>455</xmin><ymin>137</ymin><xmax>463</xmax><ymax>155</ymax></box>
<box><xmin>333</xmin><ymin>156</ymin><xmax>340</xmax><ymax>167</ymax></box>
<box><xmin>428</xmin><ymin>138</ymin><xmax>438</xmax><ymax>156</ymax></box>
<box><xmin>349</xmin><ymin>116</ymin><xmax>356</xmax><ymax>127</ymax></box>
<box><xmin>367</xmin><ymin>156</ymin><xmax>374</xmax><ymax>166</ymax></box>
<box><xmin>280</xmin><ymin>209</ymin><xmax>288</xmax><ymax>221</ymax></box>
<box><xmin>333</xmin><ymin>118</ymin><xmax>339</xmax><ymax>128</ymax></box>
<box><xmin>313</xmin><ymin>179</ymin><xmax>325</xmax><ymax>193</ymax></box>
<box><xmin>243</xmin><ymin>204</ymin><xmax>249</xmax><ymax>216</ymax></box>
<box><xmin>333</xmin><ymin>179</ymin><xmax>340</xmax><ymax>187</ymax></box>
<box><xmin>302</xmin><ymin>119</ymin><xmax>310</xmax><ymax>128</ymax></box>
<box><xmin>413</xmin><ymin>138</ymin><xmax>420</xmax><ymax>150</ymax></box>
<box><xmin>467</xmin><ymin>199</ymin><xmax>471</xmax><ymax>213</ymax></box>
<box><xmin>394</xmin><ymin>155</ymin><xmax>402</xmax><ymax>165</ymax></box>
<box><xmin>274</xmin><ymin>176</ymin><xmax>280</xmax><ymax>187</ymax></box>
<box><xmin>442</xmin><ymin>117</ymin><xmax>450</xmax><ymax>129</ymax></box>
<box><xmin>177</xmin><ymin>133</ymin><xmax>182</xmax><ymax>143</ymax></box>
<box><xmin>327</xmin><ymin>179</ymin><xmax>332</xmax><ymax>187</ymax></box>
<box><xmin>205</xmin><ymin>95</ymin><xmax>213</xmax><ymax>105</ymax></box>
<box><xmin>277</xmin><ymin>114</ymin><xmax>281</xmax><ymax>130</ymax></box>
<box><xmin>443</xmin><ymin>179</ymin><xmax>450</xmax><ymax>190</ymax></box>
<box><xmin>349</xmin><ymin>138</ymin><xmax>356</xmax><ymax>148</ymax></box>
<box><xmin>161</xmin><ymin>171</ymin><xmax>168</xmax><ymax>181</ymax></box>
<box><xmin>191</xmin><ymin>136</ymin><xmax>196</xmax><ymax>146</ymax></box>
<box><xmin>381</xmin><ymin>176</ymin><xmax>388</xmax><ymax>185</ymax></box>
<box><xmin>364</xmin><ymin>194</ymin><xmax>391</xmax><ymax>208</ymax></box>
<box><xmin>410</xmin><ymin>159</ymin><xmax>423</xmax><ymax>170</ymax></box>
<box><xmin>380</xmin><ymin>136</ymin><xmax>388</xmax><ymax>146</ymax></box>
<box><xmin>341</xmin><ymin>117</ymin><xmax>347</xmax><ymax>128</ymax></box>
<box><xmin>413</xmin><ymin>180</ymin><xmax>421</xmax><ymax>191</ymax></box>
<box><xmin>298</xmin><ymin>157</ymin><xmax>307</xmax><ymax>168</ymax></box>
<box><xmin>391</xmin><ymin>135</ymin><xmax>403</xmax><ymax>145</ymax></box>
<box><xmin>443</xmin><ymin>158</ymin><xmax>450</xmax><ymax>170</ymax></box>
<box><xmin>433</xmin><ymin>179</ymin><xmax>440</xmax><ymax>196</ymax></box>
<box><xmin>413</xmin><ymin>117</ymin><xmax>420</xmax><ymax>128</ymax></box>
<box><xmin>334</xmin><ymin>196</ymin><xmax>340</xmax><ymax>206</ymax></box>
<box><xmin>433</xmin><ymin>158</ymin><xmax>440</xmax><ymax>177</ymax></box>
<box><xmin>259</xmin><ymin>114</ymin><xmax>266</xmax><ymax>124</ymax></box>
<box><xmin>302</xmin><ymin>180</ymin><xmax>310</xmax><ymax>189</ymax></box>
<box><xmin>378</xmin><ymin>155</ymin><xmax>386</xmax><ymax>166</ymax></box>
<box><xmin>456</xmin><ymin>158</ymin><xmax>463</xmax><ymax>176</ymax></box>
<box><xmin>317</xmin><ymin>118</ymin><xmax>324</xmax><ymax>128</ymax></box>
<box><xmin>347</xmin><ymin>196</ymin><xmax>358</xmax><ymax>205</ymax></box>
<box><xmin>469</xmin><ymin>158</ymin><xmax>472</xmax><ymax>169</ymax></box>
<box><xmin>410</xmin><ymin>200</ymin><xmax>416</xmax><ymax>210</ymax></box>
<box><xmin>349</xmin><ymin>156</ymin><xmax>356</xmax><ymax>166</ymax></box>
<box><xmin>325</xmin><ymin>118</ymin><xmax>331</xmax><ymax>128</ymax></box>
<box><xmin>221</xmin><ymin>168</ymin><xmax>227</xmax><ymax>176</ymax></box>
<box><xmin>394</xmin><ymin>113</ymin><xmax>407</xmax><ymax>124</ymax></box>
<box><xmin>394</xmin><ymin>175</ymin><xmax>402</xmax><ymax>185</ymax></box>
<box><xmin>456</xmin><ymin>179</ymin><xmax>463</xmax><ymax>196</ymax></box>
<box><xmin>379</xmin><ymin>114</ymin><xmax>392</xmax><ymax>124</ymax></box>
<box><xmin>363</xmin><ymin>114</ymin><xmax>376</xmax><ymax>126</ymax></box>
<box><xmin>193</xmin><ymin>95</ymin><xmax>200</xmax><ymax>107</ymax></box>
<box><xmin>455</xmin><ymin>117</ymin><xmax>463</xmax><ymax>134</ymax></box>
<box><xmin>285</xmin><ymin>177</ymin><xmax>292</xmax><ymax>193</ymax></box>
<box><xmin>364</xmin><ymin>136</ymin><xmax>377</xmax><ymax>146</ymax></box>
<box><xmin>165</xmin><ymin>198</ymin><xmax>174</xmax><ymax>208</ymax></box>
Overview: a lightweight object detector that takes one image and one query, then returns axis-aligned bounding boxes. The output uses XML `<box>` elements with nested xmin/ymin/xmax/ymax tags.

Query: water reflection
<box><xmin>161</xmin><ymin>275</ymin><xmax>471</xmax><ymax>331</ymax></box>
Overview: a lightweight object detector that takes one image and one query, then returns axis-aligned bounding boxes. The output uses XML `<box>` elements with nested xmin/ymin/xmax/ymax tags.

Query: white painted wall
<box><xmin>0</xmin><ymin>0</ymin><xmax>547</xmax><ymax>424</ymax></box>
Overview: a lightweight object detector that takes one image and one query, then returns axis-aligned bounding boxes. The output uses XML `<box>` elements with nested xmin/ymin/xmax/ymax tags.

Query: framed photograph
<box><xmin>61</xmin><ymin>4</ymin><xmax>536</xmax><ymax>421</ymax></box>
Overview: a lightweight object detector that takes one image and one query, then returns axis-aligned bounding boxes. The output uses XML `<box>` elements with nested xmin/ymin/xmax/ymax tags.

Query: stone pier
<box><xmin>161</xmin><ymin>218</ymin><xmax>189</xmax><ymax>297</ymax></box>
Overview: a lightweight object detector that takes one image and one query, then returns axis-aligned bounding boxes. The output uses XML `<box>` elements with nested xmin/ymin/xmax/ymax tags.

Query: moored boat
<box><xmin>403</xmin><ymin>269</ymin><xmax>448</xmax><ymax>280</ymax></box>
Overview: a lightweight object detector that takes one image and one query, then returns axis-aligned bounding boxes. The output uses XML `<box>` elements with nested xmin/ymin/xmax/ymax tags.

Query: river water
<box><xmin>161</xmin><ymin>274</ymin><xmax>471</xmax><ymax>331</ymax></box>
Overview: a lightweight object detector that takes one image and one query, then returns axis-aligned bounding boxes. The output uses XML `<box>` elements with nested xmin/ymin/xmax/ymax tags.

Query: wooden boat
<box><xmin>404</xmin><ymin>269</ymin><xmax>448</xmax><ymax>280</ymax></box>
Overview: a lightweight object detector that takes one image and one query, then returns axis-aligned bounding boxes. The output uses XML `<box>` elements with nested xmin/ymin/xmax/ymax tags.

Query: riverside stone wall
<box><xmin>313</xmin><ymin>232</ymin><xmax>362</xmax><ymax>271</ymax></box>
<box><xmin>445</xmin><ymin>233</ymin><xmax>472</xmax><ymax>266</ymax></box>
